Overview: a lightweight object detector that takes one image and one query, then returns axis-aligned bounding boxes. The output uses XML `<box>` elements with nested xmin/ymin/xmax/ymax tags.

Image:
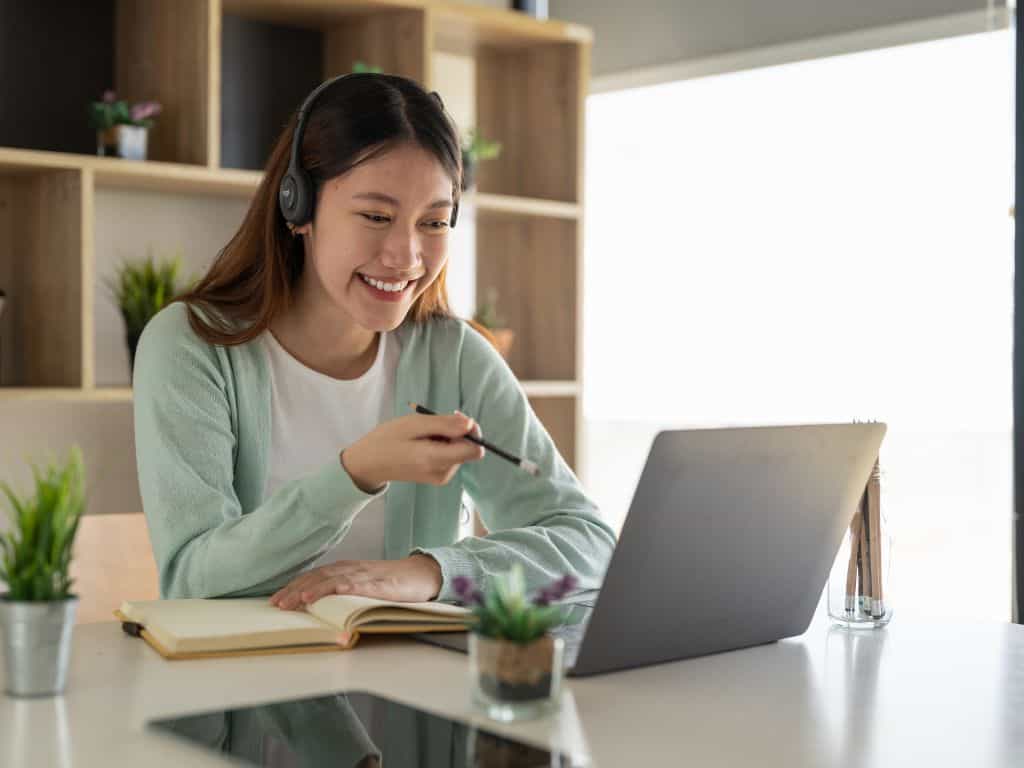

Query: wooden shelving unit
<box><xmin>0</xmin><ymin>0</ymin><xmax>590</xmax><ymax>471</ymax></box>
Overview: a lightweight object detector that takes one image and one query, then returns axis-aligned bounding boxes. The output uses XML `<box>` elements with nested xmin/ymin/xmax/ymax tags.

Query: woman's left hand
<box><xmin>269</xmin><ymin>554</ymin><xmax>443</xmax><ymax>610</ymax></box>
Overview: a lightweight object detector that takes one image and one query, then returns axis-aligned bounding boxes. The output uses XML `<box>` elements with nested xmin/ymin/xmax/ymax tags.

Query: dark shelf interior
<box><xmin>0</xmin><ymin>0</ymin><xmax>115</xmax><ymax>156</ymax></box>
<box><xmin>220</xmin><ymin>14</ymin><xmax>323</xmax><ymax>171</ymax></box>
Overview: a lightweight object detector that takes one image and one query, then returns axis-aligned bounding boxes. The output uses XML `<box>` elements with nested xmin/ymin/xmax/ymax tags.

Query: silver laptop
<box><xmin>415</xmin><ymin>422</ymin><xmax>887</xmax><ymax>676</ymax></box>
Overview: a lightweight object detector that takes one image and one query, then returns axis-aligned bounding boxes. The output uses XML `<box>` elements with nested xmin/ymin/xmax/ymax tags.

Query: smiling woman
<box><xmin>131</xmin><ymin>73</ymin><xmax>616</xmax><ymax>609</ymax></box>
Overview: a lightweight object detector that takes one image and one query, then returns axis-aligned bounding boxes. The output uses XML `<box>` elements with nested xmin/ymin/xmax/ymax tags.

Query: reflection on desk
<box><xmin>149</xmin><ymin>690</ymin><xmax>587</xmax><ymax>768</ymax></box>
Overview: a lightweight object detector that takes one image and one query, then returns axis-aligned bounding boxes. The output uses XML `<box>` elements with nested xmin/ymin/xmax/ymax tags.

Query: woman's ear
<box><xmin>295</xmin><ymin>222</ymin><xmax>313</xmax><ymax>238</ymax></box>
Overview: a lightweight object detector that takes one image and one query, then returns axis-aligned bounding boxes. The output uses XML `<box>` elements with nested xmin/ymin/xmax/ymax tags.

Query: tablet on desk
<box><xmin>147</xmin><ymin>689</ymin><xmax>586</xmax><ymax>767</ymax></box>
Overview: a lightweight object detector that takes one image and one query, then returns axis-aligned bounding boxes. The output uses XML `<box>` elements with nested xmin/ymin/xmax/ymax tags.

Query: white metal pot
<box><xmin>116</xmin><ymin>125</ymin><xmax>149</xmax><ymax>161</ymax></box>
<box><xmin>0</xmin><ymin>595</ymin><xmax>78</xmax><ymax>697</ymax></box>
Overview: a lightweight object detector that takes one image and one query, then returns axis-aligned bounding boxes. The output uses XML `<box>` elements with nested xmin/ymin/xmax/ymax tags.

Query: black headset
<box><xmin>278</xmin><ymin>72</ymin><xmax>459</xmax><ymax>229</ymax></box>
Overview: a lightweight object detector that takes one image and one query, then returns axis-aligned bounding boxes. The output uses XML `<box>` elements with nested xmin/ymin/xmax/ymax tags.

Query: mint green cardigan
<box><xmin>132</xmin><ymin>302</ymin><xmax>616</xmax><ymax>602</ymax></box>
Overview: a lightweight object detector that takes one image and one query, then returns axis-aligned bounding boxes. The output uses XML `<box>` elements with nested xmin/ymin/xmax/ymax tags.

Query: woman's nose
<box><xmin>379</xmin><ymin>228</ymin><xmax>420</xmax><ymax>269</ymax></box>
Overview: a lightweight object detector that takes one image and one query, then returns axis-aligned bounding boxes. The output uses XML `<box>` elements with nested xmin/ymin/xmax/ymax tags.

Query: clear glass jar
<box><xmin>827</xmin><ymin>468</ymin><xmax>893</xmax><ymax>628</ymax></box>
<box><xmin>469</xmin><ymin>633</ymin><xmax>564</xmax><ymax>722</ymax></box>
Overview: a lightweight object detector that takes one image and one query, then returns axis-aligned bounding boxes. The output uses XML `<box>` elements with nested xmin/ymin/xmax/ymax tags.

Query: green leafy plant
<box><xmin>89</xmin><ymin>90</ymin><xmax>162</xmax><ymax>132</ymax></box>
<box><xmin>453</xmin><ymin>564</ymin><xmax>577</xmax><ymax>644</ymax></box>
<box><xmin>472</xmin><ymin>287</ymin><xmax>506</xmax><ymax>330</ymax></box>
<box><xmin>107</xmin><ymin>252</ymin><xmax>186</xmax><ymax>340</ymax></box>
<box><xmin>352</xmin><ymin>60</ymin><xmax>382</xmax><ymax>74</ymax></box>
<box><xmin>463</xmin><ymin>128</ymin><xmax>503</xmax><ymax>163</ymax></box>
<box><xmin>0</xmin><ymin>448</ymin><xmax>86</xmax><ymax>602</ymax></box>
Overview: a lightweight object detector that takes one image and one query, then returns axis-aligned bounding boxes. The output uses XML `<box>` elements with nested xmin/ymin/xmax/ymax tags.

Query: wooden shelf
<box><xmin>0</xmin><ymin>148</ymin><xmax>261</xmax><ymax>198</ymax></box>
<box><xmin>1</xmin><ymin>384</ymin><xmax>575</xmax><ymax>403</ymax></box>
<box><xmin>1</xmin><ymin>0</ymin><xmax>589</xmax><ymax>477</ymax></box>
<box><xmin>520</xmin><ymin>380</ymin><xmax>580</xmax><ymax>397</ymax></box>
<box><xmin>0</xmin><ymin>388</ymin><xmax>131</xmax><ymax>402</ymax></box>
<box><xmin>222</xmin><ymin>0</ymin><xmax>591</xmax><ymax>48</ymax></box>
<box><xmin>0</xmin><ymin>149</ymin><xmax>587</xmax><ymax>214</ymax></box>
<box><xmin>472</xmin><ymin>193</ymin><xmax>580</xmax><ymax>220</ymax></box>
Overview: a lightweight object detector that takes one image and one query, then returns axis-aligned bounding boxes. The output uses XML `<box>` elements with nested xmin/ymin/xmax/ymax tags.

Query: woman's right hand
<box><xmin>340</xmin><ymin>412</ymin><xmax>485</xmax><ymax>492</ymax></box>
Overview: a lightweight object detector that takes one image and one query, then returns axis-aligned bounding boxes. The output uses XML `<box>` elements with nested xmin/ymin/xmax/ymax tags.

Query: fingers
<box><xmin>270</xmin><ymin>563</ymin><xmax>395</xmax><ymax>609</ymax></box>
<box><xmin>427</xmin><ymin>439</ymin><xmax>485</xmax><ymax>466</ymax></box>
<box><xmin>405</xmin><ymin>411</ymin><xmax>479</xmax><ymax>440</ymax></box>
<box><xmin>456</xmin><ymin>410</ymin><xmax>483</xmax><ymax>439</ymax></box>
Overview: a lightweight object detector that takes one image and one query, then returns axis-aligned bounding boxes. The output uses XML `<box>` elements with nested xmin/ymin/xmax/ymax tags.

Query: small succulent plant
<box><xmin>463</xmin><ymin>128</ymin><xmax>502</xmax><ymax>163</ymax></box>
<box><xmin>453</xmin><ymin>564</ymin><xmax>578</xmax><ymax>644</ymax></box>
<box><xmin>0</xmin><ymin>447</ymin><xmax>86</xmax><ymax>602</ymax></box>
<box><xmin>352</xmin><ymin>60</ymin><xmax>382</xmax><ymax>74</ymax></box>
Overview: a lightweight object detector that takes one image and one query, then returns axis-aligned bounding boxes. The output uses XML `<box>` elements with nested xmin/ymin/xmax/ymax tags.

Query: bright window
<box><xmin>583</xmin><ymin>30</ymin><xmax>1014</xmax><ymax>622</ymax></box>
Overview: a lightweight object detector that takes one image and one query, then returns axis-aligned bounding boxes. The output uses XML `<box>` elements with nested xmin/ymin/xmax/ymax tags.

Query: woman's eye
<box><xmin>359</xmin><ymin>213</ymin><xmax>391</xmax><ymax>224</ymax></box>
<box><xmin>423</xmin><ymin>220</ymin><xmax>450</xmax><ymax>232</ymax></box>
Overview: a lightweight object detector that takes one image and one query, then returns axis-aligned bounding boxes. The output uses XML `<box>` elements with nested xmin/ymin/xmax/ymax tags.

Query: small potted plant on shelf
<box><xmin>454</xmin><ymin>564</ymin><xmax>577</xmax><ymax>722</ymax></box>
<box><xmin>351</xmin><ymin>60</ymin><xmax>382</xmax><ymax>74</ymax></box>
<box><xmin>461</xmin><ymin>128</ymin><xmax>502</xmax><ymax>192</ymax></box>
<box><xmin>89</xmin><ymin>90</ymin><xmax>162</xmax><ymax>160</ymax></box>
<box><xmin>0</xmin><ymin>447</ymin><xmax>86</xmax><ymax>697</ymax></box>
<box><xmin>107</xmin><ymin>252</ymin><xmax>188</xmax><ymax>379</ymax></box>
<box><xmin>469</xmin><ymin>287</ymin><xmax>515</xmax><ymax>360</ymax></box>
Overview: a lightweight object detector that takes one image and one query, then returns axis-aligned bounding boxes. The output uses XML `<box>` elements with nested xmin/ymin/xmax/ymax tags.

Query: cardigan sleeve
<box><xmin>411</xmin><ymin>324</ymin><xmax>617</xmax><ymax>602</ymax></box>
<box><xmin>133</xmin><ymin>305</ymin><xmax>384</xmax><ymax>599</ymax></box>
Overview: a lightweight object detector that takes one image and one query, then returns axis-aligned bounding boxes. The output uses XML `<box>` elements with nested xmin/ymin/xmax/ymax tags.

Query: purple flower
<box><xmin>103</xmin><ymin>90</ymin><xmax>116</xmax><ymax>103</ymax></box>
<box><xmin>532</xmin><ymin>574</ymin><xmax>579</xmax><ymax>606</ymax></box>
<box><xmin>453</xmin><ymin>576</ymin><xmax>482</xmax><ymax>605</ymax></box>
<box><xmin>131</xmin><ymin>101</ymin><xmax>162</xmax><ymax>122</ymax></box>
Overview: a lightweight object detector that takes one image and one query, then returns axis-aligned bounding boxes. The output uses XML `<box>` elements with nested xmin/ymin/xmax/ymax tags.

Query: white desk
<box><xmin>2</xmin><ymin>608</ymin><xmax>1023</xmax><ymax>767</ymax></box>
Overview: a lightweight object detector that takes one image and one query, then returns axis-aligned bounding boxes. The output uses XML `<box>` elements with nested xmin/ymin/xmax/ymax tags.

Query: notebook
<box><xmin>115</xmin><ymin>595</ymin><xmax>471</xmax><ymax>661</ymax></box>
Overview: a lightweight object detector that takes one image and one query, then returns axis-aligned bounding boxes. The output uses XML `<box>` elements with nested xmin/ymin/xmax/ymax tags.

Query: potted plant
<box><xmin>89</xmin><ymin>90</ymin><xmax>162</xmax><ymax>160</ymax></box>
<box><xmin>461</xmin><ymin>128</ymin><xmax>502</xmax><ymax>191</ymax></box>
<box><xmin>351</xmin><ymin>60</ymin><xmax>382</xmax><ymax>74</ymax></box>
<box><xmin>453</xmin><ymin>565</ymin><xmax>577</xmax><ymax>722</ymax></box>
<box><xmin>107</xmin><ymin>252</ymin><xmax>187</xmax><ymax>378</ymax></box>
<box><xmin>0</xmin><ymin>447</ymin><xmax>86</xmax><ymax>697</ymax></box>
<box><xmin>470</xmin><ymin>287</ymin><xmax>515</xmax><ymax>360</ymax></box>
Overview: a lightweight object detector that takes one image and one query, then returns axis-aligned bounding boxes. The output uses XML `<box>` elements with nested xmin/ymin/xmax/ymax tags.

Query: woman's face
<box><xmin>295</xmin><ymin>141</ymin><xmax>455</xmax><ymax>332</ymax></box>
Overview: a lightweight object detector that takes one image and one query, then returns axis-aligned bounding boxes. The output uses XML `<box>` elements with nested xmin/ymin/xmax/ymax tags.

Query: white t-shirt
<box><xmin>262</xmin><ymin>329</ymin><xmax>400</xmax><ymax>566</ymax></box>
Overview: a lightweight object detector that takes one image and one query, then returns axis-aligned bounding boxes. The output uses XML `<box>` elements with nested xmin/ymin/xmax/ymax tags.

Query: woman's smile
<box><xmin>356</xmin><ymin>272</ymin><xmax>418</xmax><ymax>302</ymax></box>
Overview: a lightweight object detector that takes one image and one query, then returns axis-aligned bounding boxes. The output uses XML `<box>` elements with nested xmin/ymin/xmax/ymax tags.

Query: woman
<box><xmin>133</xmin><ymin>73</ymin><xmax>615</xmax><ymax>609</ymax></box>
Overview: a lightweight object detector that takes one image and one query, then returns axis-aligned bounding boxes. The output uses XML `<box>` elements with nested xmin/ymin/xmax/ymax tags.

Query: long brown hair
<box><xmin>176</xmin><ymin>73</ymin><xmax>463</xmax><ymax>345</ymax></box>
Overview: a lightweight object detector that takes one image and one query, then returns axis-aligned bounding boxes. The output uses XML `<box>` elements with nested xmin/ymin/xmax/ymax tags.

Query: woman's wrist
<box><xmin>340</xmin><ymin>444</ymin><xmax>386</xmax><ymax>494</ymax></box>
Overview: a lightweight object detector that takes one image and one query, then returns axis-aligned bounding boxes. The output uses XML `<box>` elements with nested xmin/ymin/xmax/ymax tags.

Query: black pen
<box><xmin>409</xmin><ymin>402</ymin><xmax>540</xmax><ymax>477</ymax></box>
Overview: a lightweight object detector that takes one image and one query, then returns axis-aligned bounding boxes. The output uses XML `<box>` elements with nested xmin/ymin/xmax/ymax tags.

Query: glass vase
<box><xmin>469</xmin><ymin>633</ymin><xmax>564</xmax><ymax>722</ymax></box>
<box><xmin>827</xmin><ymin>461</ymin><xmax>893</xmax><ymax>628</ymax></box>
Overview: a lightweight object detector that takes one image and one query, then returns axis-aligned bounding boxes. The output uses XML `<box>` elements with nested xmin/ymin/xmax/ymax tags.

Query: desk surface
<box><xmin>2</xmin><ymin>608</ymin><xmax>1023</xmax><ymax>767</ymax></box>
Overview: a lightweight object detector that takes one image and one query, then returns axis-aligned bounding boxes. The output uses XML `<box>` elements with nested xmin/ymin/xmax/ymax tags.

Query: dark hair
<box><xmin>176</xmin><ymin>73</ymin><xmax>463</xmax><ymax>345</ymax></box>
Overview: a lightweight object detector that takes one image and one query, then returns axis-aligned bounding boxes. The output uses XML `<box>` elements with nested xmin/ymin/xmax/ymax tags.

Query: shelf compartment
<box><xmin>115</xmin><ymin>0</ymin><xmax>219</xmax><ymax>166</ymax></box>
<box><xmin>477</xmin><ymin>217</ymin><xmax>577</xmax><ymax>381</ymax></box>
<box><xmin>0</xmin><ymin>168</ymin><xmax>90</xmax><ymax>387</ymax></box>
<box><xmin>220</xmin><ymin>6</ymin><xmax>429</xmax><ymax>171</ymax></box>
<box><xmin>475</xmin><ymin>42</ymin><xmax>584</xmax><ymax>202</ymax></box>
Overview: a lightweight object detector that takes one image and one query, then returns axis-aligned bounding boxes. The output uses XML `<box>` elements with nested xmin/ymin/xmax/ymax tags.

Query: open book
<box><xmin>116</xmin><ymin>595</ymin><xmax>471</xmax><ymax>661</ymax></box>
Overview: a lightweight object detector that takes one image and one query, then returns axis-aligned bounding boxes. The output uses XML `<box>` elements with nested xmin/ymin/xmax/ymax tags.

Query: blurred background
<box><xmin>0</xmin><ymin>0</ymin><xmax>1014</xmax><ymax>624</ymax></box>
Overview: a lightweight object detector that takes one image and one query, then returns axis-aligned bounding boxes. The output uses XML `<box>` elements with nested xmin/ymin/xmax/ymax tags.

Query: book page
<box><xmin>119</xmin><ymin>598</ymin><xmax>342</xmax><ymax>654</ymax></box>
<box><xmin>307</xmin><ymin>595</ymin><xmax>471</xmax><ymax>633</ymax></box>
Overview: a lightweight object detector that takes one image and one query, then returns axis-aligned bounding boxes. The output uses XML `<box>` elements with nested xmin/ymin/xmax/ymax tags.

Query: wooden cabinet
<box><xmin>0</xmin><ymin>0</ymin><xmax>590</xmax><ymax>472</ymax></box>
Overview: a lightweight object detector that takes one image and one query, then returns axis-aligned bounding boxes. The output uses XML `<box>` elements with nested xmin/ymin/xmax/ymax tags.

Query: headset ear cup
<box><xmin>291</xmin><ymin>168</ymin><xmax>313</xmax><ymax>225</ymax></box>
<box><xmin>279</xmin><ymin>168</ymin><xmax>314</xmax><ymax>225</ymax></box>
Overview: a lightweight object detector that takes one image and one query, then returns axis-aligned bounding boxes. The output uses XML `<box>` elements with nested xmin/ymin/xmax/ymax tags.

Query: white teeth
<box><xmin>360</xmin><ymin>274</ymin><xmax>410</xmax><ymax>292</ymax></box>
